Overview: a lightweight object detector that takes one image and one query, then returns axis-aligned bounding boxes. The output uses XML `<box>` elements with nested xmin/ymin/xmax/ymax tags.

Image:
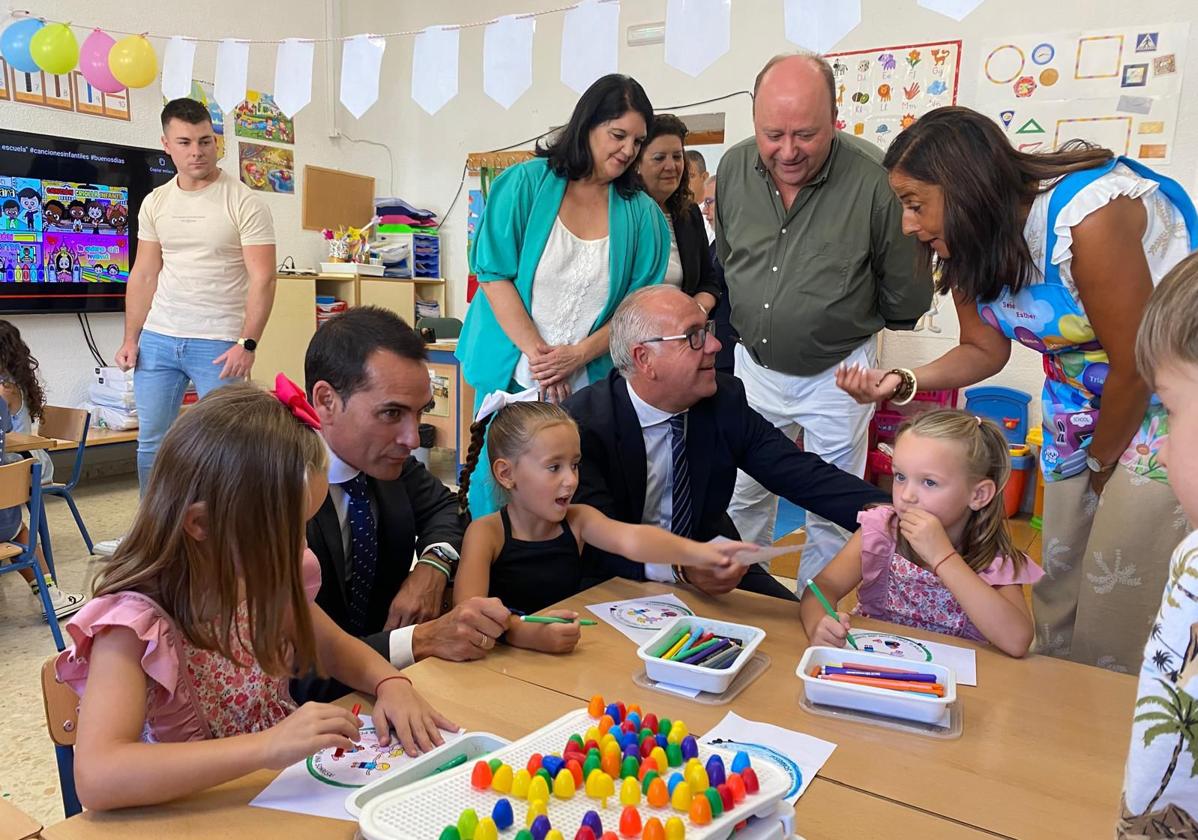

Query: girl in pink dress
<box><xmin>55</xmin><ymin>381</ymin><xmax>456</xmax><ymax>811</ymax></box>
<box><xmin>800</xmin><ymin>409</ymin><xmax>1044</xmax><ymax>657</ymax></box>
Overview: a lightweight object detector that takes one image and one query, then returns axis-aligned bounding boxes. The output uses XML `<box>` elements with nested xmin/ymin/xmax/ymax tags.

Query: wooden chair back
<box><xmin>37</xmin><ymin>405</ymin><xmax>89</xmax><ymax>443</ymax></box>
<box><xmin>41</xmin><ymin>655</ymin><xmax>80</xmax><ymax>748</ymax></box>
<box><xmin>0</xmin><ymin>459</ymin><xmax>32</xmax><ymax>509</ymax></box>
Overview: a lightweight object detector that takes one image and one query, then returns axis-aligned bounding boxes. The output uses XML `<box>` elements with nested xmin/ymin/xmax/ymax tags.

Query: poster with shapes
<box><xmin>975</xmin><ymin>24</ymin><xmax>1189</xmax><ymax>162</ymax></box>
<box><xmin>239</xmin><ymin>142</ymin><xmax>295</xmax><ymax>194</ymax></box>
<box><xmin>826</xmin><ymin>40</ymin><xmax>962</xmax><ymax>151</ymax></box>
<box><xmin>182</xmin><ymin>81</ymin><xmax>226</xmax><ymax>160</ymax></box>
<box><xmin>234</xmin><ymin>90</ymin><xmax>296</xmax><ymax>145</ymax></box>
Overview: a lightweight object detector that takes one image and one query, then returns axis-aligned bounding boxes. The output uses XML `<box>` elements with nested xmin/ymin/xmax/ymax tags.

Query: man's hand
<box><xmin>681</xmin><ymin>562</ymin><xmax>748</xmax><ymax>596</ymax></box>
<box><xmin>385</xmin><ymin>563</ymin><xmax>448</xmax><ymax>630</ymax></box>
<box><xmin>410</xmin><ymin>596</ymin><xmax>510</xmax><ymax>662</ymax></box>
<box><xmin>114</xmin><ymin>339</ymin><xmax>139</xmax><ymax>372</ymax></box>
<box><xmin>213</xmin><ymin>343</ymin><xmax>255</xmax><ymax>379</ymax></box>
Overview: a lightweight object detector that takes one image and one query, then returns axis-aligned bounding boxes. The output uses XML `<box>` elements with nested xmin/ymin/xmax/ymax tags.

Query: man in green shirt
<box><xmin>716</xmin><ymin>53</ymin><xmax>930</xmax><ymax>580</ymax></box>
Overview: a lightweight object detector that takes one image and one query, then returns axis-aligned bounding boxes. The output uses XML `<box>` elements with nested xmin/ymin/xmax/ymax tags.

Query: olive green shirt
<box><xmin>715</xmin><ymin>133</ymin><xmax>930</xmax><ymax>376</ymax></box>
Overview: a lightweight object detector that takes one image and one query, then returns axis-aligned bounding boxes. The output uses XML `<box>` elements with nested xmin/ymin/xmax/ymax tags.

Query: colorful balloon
<box><xmin>30</xmin><ymin>22</ymin><xmax>78</xmax><ymax>75</ymax></box>
<box><xmin>79</xmin><ymin>29</ymin><xmax>124</xmax><ymax>93</ymax></box>
<box><xmin>108</xmin><ymin>34</ymin><xmax>157</xmax><ymax>89</ymax></box>
<box><xmin>1</xmin><ymin>18</ymin><xmax>45</xmax><ymax>73</ymax></box>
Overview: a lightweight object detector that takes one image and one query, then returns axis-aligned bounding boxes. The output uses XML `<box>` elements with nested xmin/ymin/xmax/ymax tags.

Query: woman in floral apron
<box><xmin>837</xmin><ymin>106</ymin><xmax>1195</xmax><ymax>671</ymax></box>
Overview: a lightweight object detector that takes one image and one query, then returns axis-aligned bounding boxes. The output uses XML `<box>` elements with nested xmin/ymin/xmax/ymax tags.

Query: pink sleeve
<box><xmin>302</xmin><ymin>548</ymin><xmax>323</xmax><ymax>602</ymax></box>
<box><xmin>54</xmin><ymin>592</ymin><xmax>182</xmax><ymax>700</ymax></box>
<box><xmin>855</xmin><ymin>506</ymin><xmax>899</xmax><ymax>614</ymax></box>
<box><xmin>978</xmin><ymin>554</ymin><xmax>1045</xmax><ymax>586</ymax></box>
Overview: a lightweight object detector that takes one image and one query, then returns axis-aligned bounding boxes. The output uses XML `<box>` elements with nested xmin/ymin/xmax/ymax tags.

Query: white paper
<box><xmin>412</xmin><ymin>26</ymin><xmax>460</xmax><ymax>116</ymax></box>
<box><xmin>274</xmin><ymin>38</ymin><xmax>315</xmax><ymax>118</ymax></box>
<box><xmin>561</xmin><ymin>0</ymin><xmax>620</xmax><ymax>95</ymax></box>
<box><xmin>783</xmin><ymin>0</ymin><xmax>861</xmax><ymax>54</ymax></box>
<box><xmin>848</xmin><ymin>627</ymin><xmax>978</xmax><ymax>686</ymax></box>
<box><xmin>700</xmin><ymin>711</ymin><xmax>836</xmax><ymax>803</ymax></box>
<box><xmin>586</xmin><ymin>592</ymin><xmax>694</xmax><ymax>644</ymax></box>
<box><xmin>213</xmin><ymin>39</ymin><xmax>250</xmax><ymax>113</ymax></box>
<box><xmin>916</xmin><ymin>0</ymin><xmax>986</xmax><ymax>21</ymax></box>
<box><xmin>484</xmin><ymin>15</ymin><xmax>535</xmax><ymax>109</ymax></box>
<box><xmin>251</xmin><ymin>726</ymin><xmax>464</xmax><ymax>821</ymax></box>
<box><xmin>340</xmin><ymin>34</ymin><xmax>386</xmax><ymax>119</ymax></box>
<box><xmin>160</xmin><ymin>36</ymin><xmax>196</xmax><ymax>102</ymax></box>
<box><xmin>665</xmin><ymin>0</ymin><xmax>730</xmax><ymax>78</ymax></box>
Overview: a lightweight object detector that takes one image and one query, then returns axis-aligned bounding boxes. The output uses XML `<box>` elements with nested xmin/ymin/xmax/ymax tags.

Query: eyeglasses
<box><xmin>642</xmin><ymin>320</ymin><xmax>716</xmax><ymax>351</ymax></box>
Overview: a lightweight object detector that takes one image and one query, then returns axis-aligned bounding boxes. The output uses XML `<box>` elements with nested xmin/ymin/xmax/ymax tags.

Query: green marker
<box><xmin>806</xmin><ymin>578</ymin><xmax>859</xmax><ymax>650</ymax></box>
<box><xmin>518</xmin><ymin>615</ymin><xmax>598</xmax><ymax>625</ymax></box>
<box><xmin>431</xmin><ymin>752</ymin><xmax>470</xmax><ymax>775</ymax></box>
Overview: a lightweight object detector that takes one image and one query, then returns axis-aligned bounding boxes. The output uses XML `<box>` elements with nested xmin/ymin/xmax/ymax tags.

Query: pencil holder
<box><xmin>636</xmin><ymin>616</ymin><xmax>765</xmax><ymax>694</ymax></box>
<box><xmin>797</xmin><ymin>646</ymin><xmax>956</xmax><ymax>726</ymax></box>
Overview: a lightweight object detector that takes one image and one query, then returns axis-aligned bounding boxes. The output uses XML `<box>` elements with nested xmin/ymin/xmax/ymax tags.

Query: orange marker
<box><xmin>818</xmin><ymin>673</ymin><xmax>944</xmax><ymax>695</ymax></box>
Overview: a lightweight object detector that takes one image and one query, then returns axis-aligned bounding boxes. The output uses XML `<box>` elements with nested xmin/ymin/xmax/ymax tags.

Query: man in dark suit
<box><xmin>564</xmin><ymin>286</ymin><xmax>887</xmax><ymax>600</ymax></box>
<box><xmin>296</xmin><ymin>307</ymin><xmax>509</xmax><ymax>702</ymax></box>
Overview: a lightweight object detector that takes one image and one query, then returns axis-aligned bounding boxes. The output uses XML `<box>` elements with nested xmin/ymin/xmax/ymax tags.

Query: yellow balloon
<box><xmin>108</xmin><ymin>34</ymin><xmax>157</xmax><ymax>89</ymax></box>
<box><xmin>30</xmin><ymin>22</ymin><xmax>79</xmax><ymax>76</ymax></box>
<box><xmin>1058</xmin><ymin>314</ymin><xmax>1095</xmax><ymax>344</ymax></box>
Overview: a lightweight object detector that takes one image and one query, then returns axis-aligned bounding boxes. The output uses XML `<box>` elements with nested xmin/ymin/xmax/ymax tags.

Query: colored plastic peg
<box><xmin>619</xmin><ymin>775</ymin><xmax>641</xmax><ymax>806</ymax></box>
<box><xmin>726</xmin><ymin>773</ymin><xmax>746</xmax><ymax>803</ymax></box>
<box><xmin>588</xmin><ymin>694</ymin><xmax>605</xmax><ymax>717</ymax></box>
<box><xmin>641</xmin><ymin>818</ymin><xmax>665</xmax><ymax>840</ymax></box>
<box><xmin>704</xmin><ymin>754</ymin><xmax>726</xmax><ymax>787</ymax></box>
<box><xmin>657</xmin><ymin>717</ymin><xmax>672</xmax><ymax>736</ymax></box>
<box><xmin>670</xmin><ymin>780</ymin><xmax>693</xmax><ymax>812</ymax></box>
<box><xmin>492</xmin><ymin>764</ymin><xmax>514</xmax><ymax>794</ymax></box>
<box><xmin>683</xmin><ymin>762</ymin><xmax>708</xmax><ymax>793</ymax></box>
<box><xmin>643</xmin><ymin>713</ymin><xmax>659</xmax><ymax>733</ymax></box>
<box><xmin>526</xmin><ymin>800</ymin><xmax>549</xmax><ymax>828</ymax></box>
<box><xmin>717</xmin><ymin>783</ymin><xmax>734</xmax><ymax>812</ymax></box>
<box><xmin>553</xmin><ymin>768</ymin><xmax>577</xmax><ymax>800</ymax></box>
<box><xmin>574</xmin><ymin>829</ymin><xmax>597</xmax><ymax>840</ymax></box>
<box><xmin>528</xmin><ymin>774</ymin><xmax>551</xmax><ymax>804</ymax></box>
<box><xmin>665</xmin><ymin>743</ymin><xmax>683</xmax><ymax>768</ymax></box>
<box><xmin>605</xmin><ymin>703</ymin><xmax>623</xmax><ymax>724</ymax></box>
<box><xmin>471</xmin><ymin>761</ymin><xmax>493</xmax><ymax>789</ymax></box>
<box><xmin>679</xmin><ymin>736</ymin><xmax>699</xmax><ymax>762</ymax></box>
<box><xmin>567</xmin><ymin>758</ymin><xmax>584</xmax><ymax>787</ymax></box>
<box><xmin>542</xmin><ymin>756</ymin><xmax>565</xmax><ymax>779</ymax></box>
<box><xmin>527</xmin><ymin>753</ymin><xmax>544</xmax><ymax>774</ymax></box>
<box><xmin>621</xmin><ymin>756</ymin><xmax>640</xmax><ymax>779</ymax></box>
<box><xmin>646</xmin><ymin>776</ymin><xmax>669</xmax><ymax>808</ymax></box>
<box><xmin>640</xmin><ymin>768</ymin><xmax>660</xmax><ymax>792</ymax></box>
<box><xmin>438</xmin><ymin>827</ymin><xmax>461</xmax><ymax>840</ymax></box>
<box><xmin>474</xmin><ymin>818</ymin><xmax>499</xmax><ymax>840</ymax></box>
<box><xmin>703</xmin><ymin>787</ymin><xmax>723</xmax><ymax>818</ymax></box>
<box><xmin>545</xmin><ymin>832</ymin><xmax>564</xmax><ymax>840</ymax></box>
<box><xmin>664</xmin><ymin>817</ymin><xmax>686</xmax><ymax>840</ymax></box>
<box><xmin>730</xmin><ymin>751</ymin><xmax>751</xmax><ymax>774</ymax></box>
<box><xmin>457</xmin><ymin>808</ymin><xmax>480</xmax><ymax>839</ymax></box>
<box><xmin>740</xmin><ymin>767</ymin><xmax>760</xmax><ymax>794</ymax></box>
<box><xmin>649</xmin><ymin>747</ymin><xmax>668</xmax><ymax>773</ymax></box>
<box><xmin>619</xmin><ymin>805</ymin><xmax>642</xmax><ymax>837</ymax></box>
<box><xmin>688</xmin><ymin>794</ymin><xmax>712</xmax><ymax>826</ymax></box>
<box><xmin>492</xmin><ymin>799</ymin><xmax>515</xmax><ymax>830</ymax></box>
<box><xmin>586</xmin><ymin>768</ymin><xmax>615</xmax><ymax>807</ymax></box>
<box><xmin>581</xmin><ymin>810</ymin><xmax>604</xmax><ymax>836</ymax></box>
<box><xmin>530</xmin><ymin>815</ymin><xmax>552</xmax><ymax>840</ymax></box>
<box><xmin>512</xmin><ymin>768</ymin><xmax>532</xmax><ymax>799</ymax></box>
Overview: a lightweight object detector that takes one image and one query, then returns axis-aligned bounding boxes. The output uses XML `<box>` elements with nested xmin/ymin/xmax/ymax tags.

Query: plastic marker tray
<box><xmin>357</xmin><ymin>707</ymin><xmax>790</xmax><ymax>840</ymax></box>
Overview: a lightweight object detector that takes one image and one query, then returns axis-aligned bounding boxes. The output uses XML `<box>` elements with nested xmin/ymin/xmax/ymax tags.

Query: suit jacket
<box><xmin>563</xmin><ymin>370</ymin><xmax>888</xmax><ymax>583</ymax></box>
<box><xmin>673</xmin><ymin>204</ymin><xmax>722</xmax><ymax>302</ymax></box>
<box><xmin>708</xmin><ymin>240</ymin><xmax>738</xmax><ymax>373</ymax></box>
<box><xmin>306</xmin><ymin>457</ymin><xmax>466</xmax><ymax>657</ymax></box>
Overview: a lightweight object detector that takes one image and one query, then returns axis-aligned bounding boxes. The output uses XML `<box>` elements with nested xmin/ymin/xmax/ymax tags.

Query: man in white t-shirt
<box><xmin>115</xmin><ymin>98</ymin><xmax>277</xmax><ymax>494</ymax></box>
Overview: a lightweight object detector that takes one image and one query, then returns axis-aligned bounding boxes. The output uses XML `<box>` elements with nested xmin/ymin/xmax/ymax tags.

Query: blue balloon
<box><xmin>1</xmin><ymin>19</ymin><xmax>45</xmax><ymax>74</ymax></box>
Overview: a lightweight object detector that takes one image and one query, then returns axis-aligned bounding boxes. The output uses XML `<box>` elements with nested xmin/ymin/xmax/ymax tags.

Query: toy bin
<box><xmin>636</xmin><ymin>616</ymin><xmax>765</xmax><ymax>695</ymax></box>
<box><xmin>796</xmin><ymin>646</ymin><xmax>956</xmax><ymax>727</ymax></box>
<box><xmin>1005</xmin><ymin>446</ymin><xmax>1032</xmax><ymax>518</ymax></box>
<box><xmin>964</xmin><ymin>386</ymin><xmax>1031</xmax><ymax>446</ymax></box>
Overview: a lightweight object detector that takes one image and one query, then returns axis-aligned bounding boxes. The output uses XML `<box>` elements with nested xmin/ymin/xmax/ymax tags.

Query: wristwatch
<box><xmin>237</xmin><ymin>337</ymin><xmax>258</xmax><ymax>352</ymax></box>
<box><xmin>1085</xmin><ymin>454</ymin><xmax>1117</xmax><ymax>474</ymax></box>
<box><xmin>421</xmin><ymin>544</ymin><xmax>460</xmax><ymax>579</ymax></box>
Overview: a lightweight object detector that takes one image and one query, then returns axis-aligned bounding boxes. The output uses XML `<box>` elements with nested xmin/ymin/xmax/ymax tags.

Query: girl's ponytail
<box><xmin>457</xmin><ymin>414</ymin><xmax>493</xmax><ymax>515</ymax></box>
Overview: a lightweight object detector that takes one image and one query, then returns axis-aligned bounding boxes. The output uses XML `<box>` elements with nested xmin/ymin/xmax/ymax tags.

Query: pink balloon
<box><xmin>79</xmin><ymin>29</ymin><xmax>124</xmax><ymax>94</ymax></box>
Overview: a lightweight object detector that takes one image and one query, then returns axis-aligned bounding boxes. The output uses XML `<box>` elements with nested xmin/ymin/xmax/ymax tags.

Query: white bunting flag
<box><xmin>412</xmin><ymin>26</ymin><xmax>460</xmax><ymax>115</ymax></box>
<box><xmin>273</xmin><ymin>38</ymin><xmax>314</xmax><ymax>118</ymax></box>
<box><xmin>483</xmin><ymin>15</ymin><xmax>534</xmax><ymax>109</ymax></box>
<box><xmin>340</xmin><ymin>34</ymin><xmax>386</xmax><ymax>119</ymax></box>
<box><xmin>161</xmin><ymin>36</ymin><xmax>196</xmax><ymax>102</ymax></box>
<box><xmin>783</xmin><ymin>0</ymin><xmax>861</xmax><ymax>53</ymax></box>
<box><xmin>916</xmin><ymin>0</ymin><xmax>985</xmax><ymax>21</ymax></box>
<box><xmin>665</xmin><ymin>0</ymin><xmax>730</xmax><ymax>78</ymax></box>
<box><xmin>213</xmin><ymin>39</ymin><xmax>250</xmax><ymax>113</ymax></box>
<box><xmin>561</xmin><ymin>0</ymin><xmax>620</xmax><ymax>94</ymax></box>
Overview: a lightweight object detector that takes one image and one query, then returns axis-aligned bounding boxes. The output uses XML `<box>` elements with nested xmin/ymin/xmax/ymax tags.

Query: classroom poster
<box><xmin>975</xmin><ymin>23</ymin><xmax>1189</xmax><ymax>162</ymax></box>
<box><xmin>238</xmin><ymin>142</ymin><xmax>295</xmax><ymax>194</ymax></box>
<box><xmin>1</xmin><ymin>60</ymin><xmax>129</xmax><ymax>120</ymax></box>
<box><xmin>234</xmin><ymin>90</ymin><xmax>295</xmax><ymax>144</ymax></box>
<box><xmin>0</xmin><ymin>59</ymin><xmax>8</xmax><ymax>101</ymax></box>
<box><xmin>182</xmin><ymin>81</ymin><xmax>226</xmax><ymax>160</ymax></box>
<box><xmin>826</xmin><ymin>40</ymin><xmax>962</xmax><ymax>151</ymax></box>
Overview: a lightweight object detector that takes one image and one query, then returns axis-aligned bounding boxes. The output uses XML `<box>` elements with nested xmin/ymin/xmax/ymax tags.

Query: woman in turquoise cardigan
<box><xmin>458</xmin><ymin>74</ymin><xmax>669</xmax><ymax>515</ymax></box>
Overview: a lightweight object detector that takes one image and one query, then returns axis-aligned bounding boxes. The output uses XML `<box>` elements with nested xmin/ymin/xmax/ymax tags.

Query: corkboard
<box><xmin>301</xmin><ymin>165</ymin><xmax>376</xmax><ymax>231</ymax></box>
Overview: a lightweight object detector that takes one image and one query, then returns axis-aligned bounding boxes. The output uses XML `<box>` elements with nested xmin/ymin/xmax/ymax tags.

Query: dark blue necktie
<box><xmin>669</xmin><ymin>414</ymin><xmax>693</xmax><ymax>538</ymax></box>
<box><xmin>340</xmin><ymin>473</ymin><xmax>377</xmax><ymax>634</ymax></box>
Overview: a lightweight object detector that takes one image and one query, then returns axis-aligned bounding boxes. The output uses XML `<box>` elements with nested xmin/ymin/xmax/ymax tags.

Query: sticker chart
<box><xmin>586</xmin><ymin>593</ymin><xmax>694</xmax><ymax>644</ymax></box>
<box><xmin>975</xmin><ymin>23</ymin><xmax>1190</xmax><ymax>161</ymax></box>
<box><xmin>826</xmin><ymin>40</ymin><xmax>962</xmax><ymax>152</ymax></box>
<box><xmin>849</xmin><ymin>629</ymin><xmax>978</xmax><ymax>686</ymax></box>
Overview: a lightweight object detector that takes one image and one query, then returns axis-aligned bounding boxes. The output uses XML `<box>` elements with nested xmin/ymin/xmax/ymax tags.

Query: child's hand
<box><xmin>682</xmin><ymin>540</ymin><xmax>757</xmax><ymax>570</ymax></box>
<box><xmin>258</xmin><ymin>702</ymin><xmax>361</xmax><ymax>769</ymax></box>
<box><xmin>810</xmin><ymin>612</ymin><xmax>853</xmax><ymax>648</ymax></box>
<box><xmin>372</xmin><ymin>678</ymin><xmax>459</xmax><ymax>755</ymax></box>
<box><xmin>518</xmin><ymin>610</ymin><xmax>583</xmax><ymax>654</ymax></box>
<box><xmin>897</xmin><ymin>508</ymin><xmax>955</xmax><ymax>568</ymax></box>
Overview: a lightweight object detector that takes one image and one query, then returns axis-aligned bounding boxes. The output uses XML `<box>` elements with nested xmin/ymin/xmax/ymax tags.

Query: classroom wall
<box><xmin>0</xmin><ymin>0</ymin><xmax>378</xmax><ymax>407</ymax></box>
<box><xmin>345</xmin><ymin>0</ymin><xmax>1198</xmax><ymax>425</ymax></box>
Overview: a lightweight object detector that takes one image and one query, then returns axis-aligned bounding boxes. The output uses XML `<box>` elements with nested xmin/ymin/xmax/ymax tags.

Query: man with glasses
<box><xmin>563</xmin><ymin>286</ymin><xmax>886</xmax><ymax>599</ymax></box>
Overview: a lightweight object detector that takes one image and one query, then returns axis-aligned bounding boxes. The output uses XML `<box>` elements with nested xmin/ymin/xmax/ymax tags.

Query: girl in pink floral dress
<box><xmin>55</xmin><ymin>382</ymin><xmax>456</xmax><ymax>811</ymax></box>
<box><xmin>801</xmin><ymin>410</ymin><xmax>1044</xmax><ymax>657</ymax></box>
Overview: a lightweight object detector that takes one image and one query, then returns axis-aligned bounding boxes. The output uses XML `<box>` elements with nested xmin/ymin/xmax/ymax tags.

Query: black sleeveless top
<box><xmin>489</xmin><ymin>507</ymin><xmax>583</xmax><ymax>614</ymax></box>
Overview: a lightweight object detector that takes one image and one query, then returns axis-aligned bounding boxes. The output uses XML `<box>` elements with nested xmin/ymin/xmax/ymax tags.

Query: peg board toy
<box><xmin>357</xmin><ymin>698</ymin><xmax>789</xmax><ymax>840</ymax></box>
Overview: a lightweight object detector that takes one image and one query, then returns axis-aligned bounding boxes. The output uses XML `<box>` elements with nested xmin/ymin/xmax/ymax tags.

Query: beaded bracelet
<box><xmin>374</xmin><ymin>674</ymin><xmax>412</xmax><ymax>696</ymax></box>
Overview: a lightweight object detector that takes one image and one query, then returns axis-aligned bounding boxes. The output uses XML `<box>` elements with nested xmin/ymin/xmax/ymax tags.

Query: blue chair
<box><xmin>41</xmin><ymin>654</ymin><xmax>82</xmax><ymax>817</ymax></box>
<box><xmin>38</xmin><ymin>406</ymin><xmax>93</xmax><ymax>555</ymax></box>
<box><xmin>0</xmin><ymin>459</ymin><xmax>64</xmax><ymax>650</ymax></box>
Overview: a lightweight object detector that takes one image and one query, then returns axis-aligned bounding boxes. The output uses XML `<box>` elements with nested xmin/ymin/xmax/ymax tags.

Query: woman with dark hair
<box><xmin>636</xmin><ymin>114</ymin><xmax>721</xmax><ymax>315</ymax></box>
<box><xmin>458</xmin><ymin>74</ymin><xmax>669</xmax><ymax>515</ymax></box>
<box><xmin>837</xmin><ymin>106</ymin><xmax>1198</xmax><ymax>672</ymax></box>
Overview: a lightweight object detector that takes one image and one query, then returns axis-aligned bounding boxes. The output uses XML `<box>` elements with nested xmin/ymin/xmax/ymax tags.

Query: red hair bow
<box><xmin>272</xmin><ymin>373</ymin><xmax>322</xmax><ymax>431</ymax></box>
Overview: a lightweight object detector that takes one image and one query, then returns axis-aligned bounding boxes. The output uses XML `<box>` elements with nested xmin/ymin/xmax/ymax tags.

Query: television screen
<box><xmin>0</xmin><ymin>128</ymin><xmax>175</xmax><ymax>315</ymax></box>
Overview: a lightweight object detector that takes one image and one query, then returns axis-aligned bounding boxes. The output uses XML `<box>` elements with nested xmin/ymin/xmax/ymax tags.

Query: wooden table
<box><xmin>0</xmin><ymin>798</ymin><xmax>41</xmax><ymax>840</ymax></box>
<box><xmin>480</xmin><ymin>579</ymin><xmax>1136</xmax><ymax>839</ymax></box>
<box><xmin>6</xmin><ymin>432</ymin><xmax>55</xmax><ymax>454</ymax></box>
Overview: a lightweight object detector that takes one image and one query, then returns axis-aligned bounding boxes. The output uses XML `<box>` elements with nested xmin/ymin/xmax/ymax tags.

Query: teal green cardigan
<box><xmin>457</xmin><ymin>157</ymin><xmax>669</xmax><ymax>398</ymax></box>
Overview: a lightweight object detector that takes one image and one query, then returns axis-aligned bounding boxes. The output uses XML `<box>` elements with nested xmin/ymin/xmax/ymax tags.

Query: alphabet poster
<box><xmin>974</xmin><ymin>23</ymin><xmax>1189</xmax><ymax>162</ymax></box>
<box><xmin>826</xmin><ymin>40</ymin><xmax>962</xmax><ymax>151</ymax></box>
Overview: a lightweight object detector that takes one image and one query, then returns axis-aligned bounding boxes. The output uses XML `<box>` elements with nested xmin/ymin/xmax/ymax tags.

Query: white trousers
<box><xmin>729</xmin><ymin>341</ymin><xmax>876</xmax><ymax>582</ymax></box>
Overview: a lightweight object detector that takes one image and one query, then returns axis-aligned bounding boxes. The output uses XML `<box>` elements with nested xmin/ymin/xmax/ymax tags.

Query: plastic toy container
<box><xmin>1005</xmin><ymin>449</ymin><xmax>1033</xmax><ymax>518</ymax></box>
<box><xmin>636</xmin><ymin>616</ymin><xmax>766</xmax><ymax>695</ymax></box>
<box><xmin>796</xmin><ymin>646</ymin><xmax>956</xmax><ymax>727</ymax></box>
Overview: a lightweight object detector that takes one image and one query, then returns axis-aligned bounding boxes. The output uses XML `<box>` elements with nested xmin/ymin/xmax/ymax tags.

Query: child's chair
<box><xmin>40</xmin><ymin>654</ymin><xmax>82</xmax><ymax>818</ymax></box>
<box><xmin>0</xmin><ymin>459</ymin><xmax>64</xmax><ymax>649</ymax></box>
<box><xmin>37</xmin><ymin>406</ymin><xmax>94</xmax><ymax>554</ymax></box>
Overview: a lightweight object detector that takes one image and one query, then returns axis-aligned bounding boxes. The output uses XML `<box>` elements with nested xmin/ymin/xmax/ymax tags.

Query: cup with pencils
<box><xmin>636</xmin><ymin>617</ymin><xmax>766</xmax><ymax>695</ymax></box>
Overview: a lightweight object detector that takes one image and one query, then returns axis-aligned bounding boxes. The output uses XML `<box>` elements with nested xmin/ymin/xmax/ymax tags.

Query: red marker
<box><xmin>335</xmin><ymin>703</ymin><xmax>364</xmax><ymax>759</ymax></box>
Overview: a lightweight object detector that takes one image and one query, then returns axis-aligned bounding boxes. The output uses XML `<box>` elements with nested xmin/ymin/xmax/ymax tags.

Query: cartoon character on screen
<box><xmin>85</xmin><ymin>199</ymin><xmax>106</xmax><ymax>235</ymax></box>
<box><xmin>0</xmin><ymin>257</ymin><xmax>8</xmax><ymax>283</ymax></box>
<box><xmin>106</xmin><ymin>264</ymin><xmax>120</xmax><ymax>279</ymax></box>
<box><xmin>67</xmin><ymin>200</ymin><xmax>85</xmax><ymax>233</ymax></box>
<box><xmin>50</xmin><ymin>246</ymin><xmax>77</xmax><ymax>283</ymax></box>
<box><xmin>1</xmin><ymin>200</ymin><xmax>17</xmax><ymax>231</ymax></box>
<box><xmin>43</xmin><ymin>200</ymin><xmax>66</xmax><ymax>230</ymax></box>
<box><xmin>18</xmin><ymin>248</ymin><xmax>37</xmax><ymax>282</ymax></box>
<box><xmin>17</xmin><ymin>188</ymin><xmax>40</xmax><ymax>231</ymax></box>
<box><xmin>106</xmin><ymin>203</ymin><xmax>128</xmax><ymax>234</ymax></box>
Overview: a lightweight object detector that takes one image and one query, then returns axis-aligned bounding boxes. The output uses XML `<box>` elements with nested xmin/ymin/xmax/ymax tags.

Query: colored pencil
<box><xmin>672</xmin><ymin>636</ymin><xmax>721</xmax><ymax>662</ymax></box>
<box><xmin>518</xmin><ymin>615</ymin><xmax>598</xmax><ymax>625</ymax></box>
<box><xmin>818</xmin><ymin>673</ymin><xmax>945</xmax><ymax>695</ymax></box>
<box><xmin>841</xmin><ymin>661</ymin><xmax>923</xmax><ymax>675</ymax></box>
<box><xmin>805</xmin><ymin>578</ymin><xmax>859</xmax><ymax>650</ymax></box>
<box><xmin>649</xmin><ymin>625</ymin><xmax>690</xmax><ymax>658</ymax></box>
<box><xmin>707</xmin><ymin>645</ymin><xmax>743</xmax><ymax>669</ymax></box>
<box><xmin>822</xmin><ymin>666</ymin><xmax>938</xmax><ymax>682</ymax></box>
<box><xmin>680</xmin><ymin>638</ymin><xmax>727</xmax><ymax>665</ymax></box>
<box><xmin>676</xmin><ymin>629</ymin><xmax>713</xmax><ymax>658</ymax></box>
<box><xmin>662</xmin><ymin>633</ymin><xmax>692</xmax><ymax>660</ymax></box>
<box><xmin>689</xmin><ymin>639</ymin><xmax>731</xmax><ymax>666</ymax></box>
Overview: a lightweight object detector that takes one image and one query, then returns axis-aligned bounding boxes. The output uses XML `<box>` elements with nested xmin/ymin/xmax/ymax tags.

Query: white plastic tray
<box><xmin>358</xmin><ymin>706</ymin><xmax>789</xmax><ymax>840</ymax></box>
<box><xmin>636</xmin><ymin>616</ymin><xmax>766</xmax><ymax>694</ymax></box>
<box><xmin>796</xmin><ymin>646</ymin><xmax>956</xmax><ymax>727</ymax></box>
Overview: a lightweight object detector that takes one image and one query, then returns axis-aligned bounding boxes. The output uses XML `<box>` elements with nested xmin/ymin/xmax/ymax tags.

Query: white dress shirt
<box><xmin>625</xmin><ymin>383</ymin><xmax>685</xmax><ymax>583</ymax></box>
